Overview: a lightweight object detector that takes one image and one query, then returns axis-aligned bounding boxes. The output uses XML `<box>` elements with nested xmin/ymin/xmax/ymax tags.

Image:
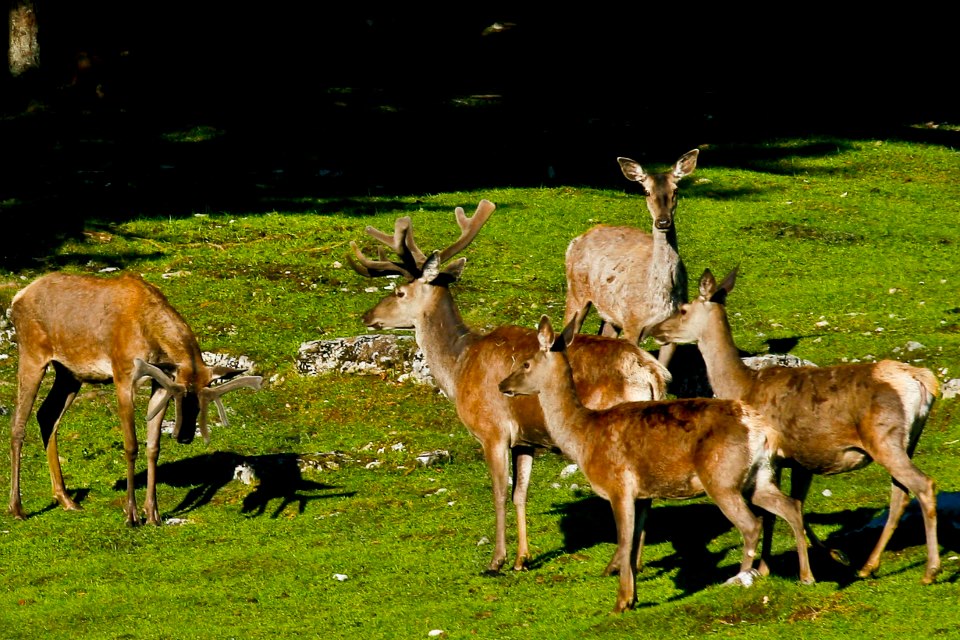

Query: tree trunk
<box><xmin>9</xmin><ymin>0</ymin><xmax>39</xmax><ymax>77</ymax></box>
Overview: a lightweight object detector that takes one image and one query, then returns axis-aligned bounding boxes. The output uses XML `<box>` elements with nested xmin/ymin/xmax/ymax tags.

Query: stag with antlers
<box><xmin>349</xmin><ymin>200</ymin><xmax>671</xmax><ymax>573</ymax></box>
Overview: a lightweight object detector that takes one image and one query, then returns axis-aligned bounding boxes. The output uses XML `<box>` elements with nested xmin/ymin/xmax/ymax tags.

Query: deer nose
<box><xmin>654</xmin><ymin>217</ymin><xmax>672</xmax><ymax>230</ymax></box>
<box><xmin>362</xmin><ymin>310</ymin><xmax>381</xmax><ymax>329</ymax></box>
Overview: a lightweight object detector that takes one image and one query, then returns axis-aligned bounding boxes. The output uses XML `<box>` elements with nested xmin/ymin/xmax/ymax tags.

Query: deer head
<box><xmin>133</xmin><ymin>358</ymin><xmax>262</xmax><ymax>444</ymax></box>
<box><xmin>648</xmin><ymin>266</ymin><xmax>738</xmax><ymax>346</ymax></box>
<box><xmin>618</xmin><ymin>148</ymin><xmax>698</xmax><ymax>231</ymax></box>
<box><xmin>348</xmin><ymin>200</ymin><xmax>496</xmax><ymax>331</ymax></box>
<box><xmin>499</xmin><ymin>315</ymin><xmax>578</xmax><ymax>398</ymax></box>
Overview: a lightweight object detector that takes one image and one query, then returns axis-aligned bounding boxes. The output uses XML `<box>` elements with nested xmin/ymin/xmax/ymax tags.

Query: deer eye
<box><xmin>680</xmin><ymin>308</ymin><xmax>687</xmax><ymax>316</ymax></box>
<box><xmin>396</xmin><ymin>289</ymin><xmax>406</xmax><ymax>298</ymax></box>
<box><xmin>523</xmin><ymin>362</ymin><xmax>531</xmax><ymax>370</ymax></box>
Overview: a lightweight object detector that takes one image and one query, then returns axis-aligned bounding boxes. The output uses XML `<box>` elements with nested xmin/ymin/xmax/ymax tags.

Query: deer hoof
<box><xmin>921</xmin><ymin>566</ymin><xmax>941</xmax><ymax>585</ymax></box>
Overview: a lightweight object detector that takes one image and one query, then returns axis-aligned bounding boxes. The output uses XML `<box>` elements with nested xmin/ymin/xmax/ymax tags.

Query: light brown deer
<box><xmin>564</xmin><ymin>149</ymin><xmax>699</xmax><ymax>367</ymax></box>
<box><xmin>9</xmin><ymin>272</ymin><xmax>262</xmax><ymax>526</ymax></box>
<box><xmin>499</xmin><ymin>315</ymin><xmax>814</xmax><ymax>612</ymax></box>
<box><xmin>649</xmin><ymin>267</ymin><xmax>941</xmax><ymax>584</ymax></box>
<box><xmin>348</xmin><ymin>200</ymin><xmax>671</xmax><ymax>573</ymax></box>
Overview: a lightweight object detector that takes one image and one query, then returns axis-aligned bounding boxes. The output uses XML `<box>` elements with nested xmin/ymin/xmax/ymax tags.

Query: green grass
<box><xmin>1</xmin><ymin>136</ymin><xmax>959</xmax><ymax>639</ymax></box>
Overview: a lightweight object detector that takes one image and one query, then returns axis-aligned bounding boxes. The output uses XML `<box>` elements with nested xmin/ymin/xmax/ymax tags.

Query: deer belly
<box><xmin>55</xmin><ymin>356</ymin><xmax>115</xmax><ymax>383</ymax></box>
<box><xmin>790</xmin><ymin>447</ymin><xmax>873</xmax><ymax>475</ymax></box>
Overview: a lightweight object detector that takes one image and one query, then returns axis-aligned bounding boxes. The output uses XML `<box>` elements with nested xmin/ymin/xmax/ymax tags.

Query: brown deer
<box><xmin>649</xmin><ymin>267</ymin><xmax>941</xmax><ymax>584</ymax></box>
<box><xmin>8</xmin><ymin>272</ymin><xmax>263</xmax><ymax>526</ymax></box>
<box><xmin>499</xmin><ymin>315</ymin><xmax>814</xmax><ymax>612</ymax></box>
<box><xmin>348</xmin><ymin>200</ymin><xmax>671</xmax><ymax>573</ymax></box>
<box><xmin>564</xmin><ymin>149</ymin><xmax>699</xmax><ymax>367</ymax></box>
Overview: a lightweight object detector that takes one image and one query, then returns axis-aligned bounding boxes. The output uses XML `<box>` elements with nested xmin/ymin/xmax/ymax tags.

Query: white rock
<box><xmin>333</xmin><ymin>574</ymin><xmax>348</xmax><ymax>582</ymax></box>
<box><xmin>560</xmin><ymin>464</ymin><xmax>579</xmax><ymax>478</ymax></box>
<box><xmin>233</xmin><ymin>464</ymin><xmax>257</xmax><ymax>485</ymax></box>
<box><xmin>942</xmin><ymin>379</ymin><xmax>960</xmax><ymax>400</ymax></box>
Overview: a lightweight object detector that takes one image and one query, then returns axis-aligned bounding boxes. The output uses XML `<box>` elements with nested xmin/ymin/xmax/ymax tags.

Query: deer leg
<box><xmin>784</xmin><ymin>466</ymin><xmax>852</xmax><ymax>565</ymax></box>
<box><xmin>604</xmin><ymin>499</ymin><xmax>650</xmax><ymax>576</ymax></box>
<box><xmin>757</xmin><ymin>464</ymin><xmax>783</xmax><ymax>577</ymax></box>
<box><xmin>36</xmin><ymin>364</ymin><xmax>82</xmax><ymax>512</ymax></box>
<box><xmin>598</xmin><ymin>321</ymin><xmax>620</xmax><ymax>339</ymax></box>
<box><xmin>656</xmin><ymin>342</ymin><xmax>677</xmax><ymax>368</ymax></box>
<box><xmin>609</xmin><ymin>492</ymin><xmax>639</xmax><ymax>613</ymax></box>
<box><xmin>749</xmin><ymin>465</ymin><xmax>815</xmax><ymax>585</ymax></box>
<box><xmin>482</xmin><ymin>439</ymin><xmax>511</xmax><ymax>573</ymax></box>
<box><xmin>511</xmin><ymin>445</ymin><xmax>534</xmax><ymax>570</ymax></box>
<box><xmin>9</xmin><ymin>357</ymin><xmax>48</xmax><ymax>519</ymax></box>
<box><xmin>563</xmin><ymin>300</ymin><xmax>592</xmax><ymax>335</ymax></box>
<box><xmin>116</xmin><ymin>385</ymin><xmax>141</xmax><ymax>527</ymax></box>
<box><xmin>862</xmin><ymin>449</ymin><xmax>939</xmax><ymax>584</ymax></box>
<box><xmin>710</xmin><ymin>490</ymin><xmax>763</xmax><ymax>586</ymax></box>
<box><xmin>142</xmin><ymin>382</ymin><xmax>167</xmax><ymax>525</ymax></box>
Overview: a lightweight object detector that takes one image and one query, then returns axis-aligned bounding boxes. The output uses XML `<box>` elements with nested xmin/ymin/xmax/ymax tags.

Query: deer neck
<box><xmin>537</xmin><ymin>353</ymin><xmax>591</xmax><ymax>464</ymax></box>
<box><xmin>414</xmin><ymin>288</ymin><xmax>474</xmax><ymax>400</ymax></box>
<box><xmin>649</xmin><ymin>226</ymin><xmax>686</xmax><ymax>309</ymax></box>
<box><xmin>699</xmin><ymin>309</ymin><xmax>755</xmax><ymax>400</ymax></box>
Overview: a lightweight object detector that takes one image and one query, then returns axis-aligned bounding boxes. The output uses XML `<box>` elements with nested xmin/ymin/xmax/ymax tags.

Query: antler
<box><xmin>348</xmin><ymin>200</ymin><xmax>496</xmax><ymax>278</ymax></box>
<box><xmin>438</xmin><ymin>199</ymin><xmax>496</xmax><ymax>264</ymax></box>
<box><xmin>348</xmin><ymin>216</ymin><xmax>422</xmax><ymax>279</ymax></box>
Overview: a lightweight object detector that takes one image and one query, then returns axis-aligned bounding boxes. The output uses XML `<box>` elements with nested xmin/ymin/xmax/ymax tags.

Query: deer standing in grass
<box><xmin>349</xmin><ymin>200</ymin><xmax>671</xmax><ymax>573</ymax></box>
<box><xmin>564</xmin><ymin>149</ymin><xmax>699</xmax><ymax>368</ymax></box>
<box><xmin>9</xmin><ymin>272</ymin><xmax>262</xmax><ymax>525</ymax></box>
<box><xmin>499</xmin><ymin>315</ymin><xmax>814</xmax><ymax>612</ymax></box>
<box><xmin>649</xmin><ymin>267</ymin><xmax>941</xmax><ymax>584</ymax></box>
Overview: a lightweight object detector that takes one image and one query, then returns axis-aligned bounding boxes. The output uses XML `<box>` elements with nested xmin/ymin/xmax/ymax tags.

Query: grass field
<box><xmin>0</xmin><ymin>134</ymin><xmax>958</xmax><ymax>639</ymax></box>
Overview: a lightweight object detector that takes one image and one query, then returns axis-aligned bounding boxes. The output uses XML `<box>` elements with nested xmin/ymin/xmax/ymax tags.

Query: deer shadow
<box><xmin>543</xmin><ymin>490</ymin><xmax>960</xmax><ymax>594</ymax></box>
<box><xmin>24</xmin><ymin>488</ymin><xmax>92</xmax><ymax>519</ymax></box>
<box><xmin>115</xmin><ymin>451</ymin><xmax>356</xmax><ymax>519</ymax></box>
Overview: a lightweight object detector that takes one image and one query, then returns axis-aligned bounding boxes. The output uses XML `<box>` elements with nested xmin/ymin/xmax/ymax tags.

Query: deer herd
<box><xmin>6</xmin><ymin>150</ymin><xmax>944</xmax><ymax>612</ymax></box>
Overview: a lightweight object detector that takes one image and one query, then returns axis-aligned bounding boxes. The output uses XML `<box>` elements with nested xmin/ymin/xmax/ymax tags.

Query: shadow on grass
<box><xmin>115</xmin><ymin>451</ymin><xmax>356</xmax><ymax>519</ymax></box>
<box><xmin>25</xmin><ymin>488</ymin><xmax>92</xmax><ymax>519</ymax></box>
<box><xmin>543</xmin><ymin>490</ymin><xmax>960</xmax><ymax>594</ymax></box>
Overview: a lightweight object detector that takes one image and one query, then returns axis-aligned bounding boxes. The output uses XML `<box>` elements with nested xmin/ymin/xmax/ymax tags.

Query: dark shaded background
<box><xmin>1</xmin><ymin>5</ymin><xmax>956</xmax><ymax>267</ymax></box>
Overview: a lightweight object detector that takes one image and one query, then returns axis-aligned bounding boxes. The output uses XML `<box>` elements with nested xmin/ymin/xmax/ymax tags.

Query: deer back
<box><xmin>11</xmin><ymin>273</ymin><xmax>204</xmax><ymax>380</ymax></box>
<box><xmin>456</xmin><ymin>325</ymin><xmax>669</xmax><ymax>450</ymax></box>
<box><xmin>578</xmin><ymin>397</ymin><xmax>764</xmax><ymax>500</ymax></box>
<box><xmin>741</xmin><ymin>361</ymin><xmax>936</xmax><ymax>474</ymax></box>
<box><xmin>11</xmin><ymin>272</ymin><xmax>261</xmax><ymax>443</ymax></box>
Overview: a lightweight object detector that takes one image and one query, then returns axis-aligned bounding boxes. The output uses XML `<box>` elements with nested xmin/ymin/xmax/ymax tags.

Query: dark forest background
<box><xmin>1</xmin><ymin>4</ymin><xmax>956</xmax><ymax>266</ymax></box>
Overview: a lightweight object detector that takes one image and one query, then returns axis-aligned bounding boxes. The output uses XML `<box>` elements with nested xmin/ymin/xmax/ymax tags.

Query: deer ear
<box><xmin>711</xmin><ymin>266</ymin><xmax>738</xmax><ymax>303</ymax></box>
<box><xmin>674</xmin><ymin>148</ymin><xmax>699</xmax><ymax>178</ymax></box>
<box><xmin>537</xmin><ymin>315</ymin><xmax>555</xmax><ymax>351</ymax></box>
<box><xmin>440</xmin><ymin>258</ymin><xmax>467</xmax><ymax>284</ymax></box>
<box><xmin>617</xmin><ymin>157</ymin><xmax>647</xmax><ymax>182</ymax></box>
<box><xmin>210</xmin><ymin>365</ymin><xmax>245</xmax><ymax>382</ymax></box>
<box><xmin>560</xmin><ymin>316</ymin><xmax>578</xmax><ymax>349</ymax></box>
<box><xmin>421</xmin><ymin>252</ymin><xmax>442</xmax><ymax>283</ymax></box>
<box><xmin>698</xmin><ymin>269</ymin><xmax>717</xmax><ymax>299</ymax></box>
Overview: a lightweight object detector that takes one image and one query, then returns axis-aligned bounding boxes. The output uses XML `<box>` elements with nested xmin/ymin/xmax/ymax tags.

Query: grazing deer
<box><xmin>649</xmin><ymin>267</ymin><xmax>942</xmax><ymax>584</ymax></box>
<box><xmin>564</xmin><ymin>149</ymin><xmax>699</xmax><ymax>367</ymax></box>
<box><xmin>499</xmin><ymin>315</ymin><xmax>814</xmax><ymax>612</ymax></box>
<box><xmin>348</xmin><ymin>200</ymin><xmax>671</xmax><ymax>573</ymax></box>
<box><xmin>8</xmin><ymin>272</ymin><xmax>262</xmax><ymax>526</ymax></box>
